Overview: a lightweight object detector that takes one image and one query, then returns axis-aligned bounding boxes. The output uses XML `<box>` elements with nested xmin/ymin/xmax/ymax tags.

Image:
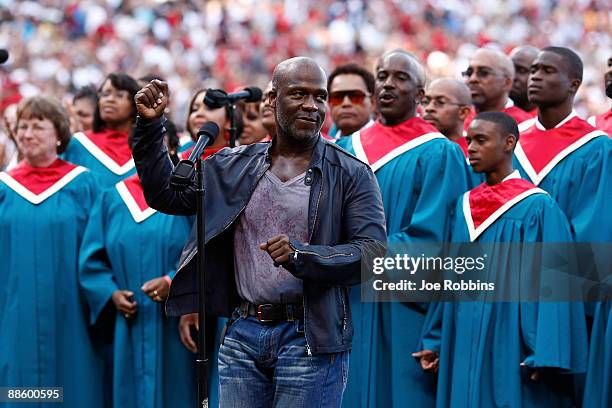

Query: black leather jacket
<box><xmin>132</xmin><ymin>117</ymin><xmax>387</xmax><ymax>354</ymax></box>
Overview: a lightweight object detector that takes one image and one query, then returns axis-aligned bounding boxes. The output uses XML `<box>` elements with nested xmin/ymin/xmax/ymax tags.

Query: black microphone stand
<box><xmin>170</xmin><ymin>122</ymin><xmax>218</xmax><ymax>408</ymax></box>
<box><xmin>195</xmin><ymin>155</ymin><xmax>208</xmax><ymax>408</ymax></box>
<box><xmin>228</xmin><ymin>102</ymin><xmax>237</xmax><ymax>148</ymax></box>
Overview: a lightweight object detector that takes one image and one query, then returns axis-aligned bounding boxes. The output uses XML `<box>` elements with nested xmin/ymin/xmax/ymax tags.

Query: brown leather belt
<box><xmin>239</xmin><ymin>300</ymin><xmax>304</xmax><ymax>323</ymax></box>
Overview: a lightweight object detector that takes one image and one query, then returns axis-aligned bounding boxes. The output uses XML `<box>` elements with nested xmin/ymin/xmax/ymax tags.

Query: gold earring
<box><xmin>56</xmin><ymin>140</ymin><xmax>61</xmax><ymax>147</ymax></box>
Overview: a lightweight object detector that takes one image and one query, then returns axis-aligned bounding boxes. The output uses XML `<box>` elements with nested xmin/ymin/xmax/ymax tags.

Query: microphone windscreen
<box><xmin>244</xmin><ymin>87</ymin><xmax>263</xmax><ymax>102</ymax></box>
<box><xmin>0</xmin><ymin>49</ymin><xmax>8</xmax><ymax>64</ymax></box>
<box><xmin>197</xmin><ymin>122</ymin><xmax>220</xmax><ymax>144</ymax></box>
<box><xmin>203</xmin><ymin>89</ymin><xmax>228</xmax><ymax>109</ymax></box>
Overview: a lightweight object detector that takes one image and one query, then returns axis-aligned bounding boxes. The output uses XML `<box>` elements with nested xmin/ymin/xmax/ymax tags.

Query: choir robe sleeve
<box><xmin>388</xmin><ymin>141</ymin><xmax>468</xmax><ymax>245</ymax></box>
<box><xmin>79</xmin><ymin>189</ymin><xmax>119</xmax><ymax>325</ymax></box>
<box><xmin>569</xmin><ymin>138</ymin><xmax>612</xmax><ymax>242</ymax></box>
<box><xmin>417</xmin><ymin>198</ymin><xmax>463</xmax><ymax>353</ymax></box>
<box><xmin>519</xmin><ymin>198</ymin><xmax>588</xmax><ymax>373</ymax></box>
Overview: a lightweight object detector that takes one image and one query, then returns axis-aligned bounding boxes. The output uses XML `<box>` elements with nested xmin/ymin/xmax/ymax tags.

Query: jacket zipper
<box><xmin>291</xmin><ymin>247</ymin><xmax>354</xmax><ymax>259</ymax></box>
<box><xmin>341</xmin><ymin>289</ymin><xmax>347</xmax><ymax>332</ymax></box>
<box><xmin>302</xmin><ymin>167</ymin><xmax>323</xmax><ymax>357</ymax></box>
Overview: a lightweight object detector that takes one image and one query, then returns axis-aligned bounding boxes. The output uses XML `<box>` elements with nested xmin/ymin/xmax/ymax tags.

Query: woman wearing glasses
<box><xmin>63</xmin><ymin>73</ymin><xmax>140</xmax><ymax>186</ymax></box>
<box><xmin>0</xmin><ymin>96</ymin><xmax>103</xmax><ymax>407</ymax></box>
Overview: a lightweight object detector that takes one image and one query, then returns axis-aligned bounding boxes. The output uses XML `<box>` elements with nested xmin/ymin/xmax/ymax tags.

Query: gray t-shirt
<box><xmin>233</xmin><ymin>170</ymin><xmax>310</xmax><ymax>304</ymax></box>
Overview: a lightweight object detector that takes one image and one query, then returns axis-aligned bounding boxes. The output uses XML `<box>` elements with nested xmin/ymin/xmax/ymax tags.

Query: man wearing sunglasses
<box><xmin>327</xmin><ymin>63</ymin><xmax>375</xmax><ymax>145</ymax></box>
<box><xmin>463</xmin><ymin>48</ymin><xmax>533</xmax><ymax>131</ymax></box>
<box><xmin>339</xmin><ymin>49</ymin><xmax>469</xmax><ymax>408</ymax></box>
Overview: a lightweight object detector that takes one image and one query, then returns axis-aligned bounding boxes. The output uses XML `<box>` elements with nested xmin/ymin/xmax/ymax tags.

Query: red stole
<box><xmin>463</xmin><ymin>173</ymin><xmax>546</xmax><ymax>241</ymax></box>
<box><xmin>464</xmin><ymin>105</ymin><xmax>534</xmax><ymax>131</ymax></box>
<box><xmin>588</xmin><ymin>110</ymin><xmax>612</xmax><ymax>136</ymax></box>
<box><xmin>516</xmin><ymin>114</ymin><xmax>606</xmax><ymax>185</ymax></box>
<box><xmin>453</xmin><ymin>136</ymin><xmax>469</xmax><ymax>157</ymax></box>
<box><xmin>73</xmin><ymin>129</ymin><xmax>133</xmax><ymax>174</ymax></box>
<box><xmin>115</xmin><ymin>173</ymin><xmax>156</xmax><ymax>223</ymax></box>
<box><xmin>0</xmin><ymin>159</ymin><xmax>87</xmax><ymax>204</ymax></box>
<box><xmin>352</xmin><ymin>117</ymin><xmax>445</xmax><ymax>171</ymax></box>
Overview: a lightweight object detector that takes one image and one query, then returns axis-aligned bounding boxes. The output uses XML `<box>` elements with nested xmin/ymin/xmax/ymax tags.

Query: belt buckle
<box><xmin>257</xmin><ymin>304</ymin><xmax>275</xmax><ymax>323</ymax></box>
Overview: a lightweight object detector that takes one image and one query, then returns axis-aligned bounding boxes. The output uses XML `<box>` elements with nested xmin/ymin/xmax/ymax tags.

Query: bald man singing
<box><xmin>340</xmin><ymin>49</ymin><xmax>469</xmax><ymax>408</ymax></box>
<box><xmin>463</xmin><ymin>48</ymin><xmax>533</xmax><ymax>130</ymax></box>
<box><xmin>132</xmin><ymin>57</ymin><xmax>387</xmax><ymax>407</ymax></box>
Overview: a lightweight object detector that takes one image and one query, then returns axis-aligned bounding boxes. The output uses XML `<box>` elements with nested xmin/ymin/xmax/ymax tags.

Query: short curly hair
<box><xmin>16</xmin><ymin>96</ymin><xmax>72</xmax><ymax>154</ymax></box>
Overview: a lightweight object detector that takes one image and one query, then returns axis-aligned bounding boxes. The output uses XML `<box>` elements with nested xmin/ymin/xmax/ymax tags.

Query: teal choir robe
<box><xmin>79</xmin><ymin>174</ymin><xmax>224</xmax><ymax>407</ymax></box>
<box><xmin>340</xmin><ymin>117</ymin><xmax>469</xmax><ymax>408</ymax></box>
<box><xmin>583</xmin><ymin>301</ymin><xmax>612</xmax><ymax>408</ymax></box>
<box><xmin>178</xmin><ymin>132</ymin><xmax>195</xmax><ymax>153</ymax></box>
<box><xmin>421</xmin><ymin>172</ymin><xmax>588</xmax><ymax>407</ymax></box>
<box><xmin>514</xmin><ymin>112</ymin><xmax>612</xmax><ymax>407</ymax></box>
<box><xmin>63</xmin><ymin>129</ymin><xmax>135</xmax><ymax>187</ymax></box>
<box><xmin>0</xmin><ymin>159</ymin><xmax>104</xmax><ymax>408</ymax></box>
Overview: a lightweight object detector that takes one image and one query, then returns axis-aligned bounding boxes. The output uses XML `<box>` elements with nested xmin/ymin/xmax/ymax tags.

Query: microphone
<box><xmin>203</xmin><ymin>87</ymin><xmax>263</xmax><ymax>109</ymax></box>
<box><xmin>170</xmin><ymin>122</ymin><xmax>219</xmax><ymax>190</ymax></box>
<box><xmin>0</xmin><ymin>49</ymin><xmax>8</xmax><ymax>64</ymax></box>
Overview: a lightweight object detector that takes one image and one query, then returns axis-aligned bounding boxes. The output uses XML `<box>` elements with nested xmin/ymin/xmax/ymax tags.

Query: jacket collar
<box><xmin>265</xmin><ymin>133</ymin><xmax>327</xmax><ymax>171</ymax></box>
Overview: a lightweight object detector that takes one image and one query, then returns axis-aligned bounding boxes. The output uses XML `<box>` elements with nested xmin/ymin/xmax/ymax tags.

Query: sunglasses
<box><xmin>328</xmin><ymin>90</ymin><xmax>369</xmax><ymax>106</ymax></box>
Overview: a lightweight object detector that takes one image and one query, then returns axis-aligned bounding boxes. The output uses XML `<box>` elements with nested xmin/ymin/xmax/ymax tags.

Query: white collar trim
<box><xmin>73</xmin><ymin>132</ymin><xmax>135</xmax><ymax>175</ymax></box>
<box><xmin>0</xmin><ymin>166</ymin><xmax>88</xmax><ymax>205</ymax></box>
<box><xmin>534</xmin><ymin>110</ymin><xmax>578</xmax><ymax>131</ymax></box>
<box><xmin>115</xmin><ymin>181</ymin><xmax>156</xmax><ymax>223</ymax></box>
<box><xmin>462</xmin><ymin>187</ymin><xmax>547</xmax><ymax>241</ymax></box>
<box><xmin>351</xmin><ymin>130</ymin><xmax>445</xmax><ymax>172</ymax></box>
<box><xmin>515</xmin><ymin>129</ymin><xmax>603</xmax><ymax>185</ymax></box>
<box><xmin>502</xmin><ymin>170</ymin><xmax>521</xmax><ymax>181</ymax></box>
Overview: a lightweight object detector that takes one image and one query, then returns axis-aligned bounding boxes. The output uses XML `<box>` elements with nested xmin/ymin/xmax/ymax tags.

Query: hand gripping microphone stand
<box><xmin>170</xmin><ymin>122</ymin><xmax>219</xmax><ymax>408</ymax></box>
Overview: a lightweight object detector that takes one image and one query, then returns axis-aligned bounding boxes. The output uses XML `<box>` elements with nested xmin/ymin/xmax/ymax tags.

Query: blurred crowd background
<box><xmin>0</xmin><ymin>0</ymin><xmax>610</xmax><ymax>128</ymax></box>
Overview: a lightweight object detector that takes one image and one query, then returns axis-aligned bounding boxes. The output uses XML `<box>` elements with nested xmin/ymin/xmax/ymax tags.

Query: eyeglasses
<box><xmin>328</xmin><ymin>90</ymin><xmax>369</xmax><ymax>106</ymax></box>
<box><xmin>461</xmin><ymin>67</ymin><xmax>497</xmax><ymax>79</ymax></box>
<box><xmin>421</xmin><ymin>97</ymin><xmax>465</xmax><ymax>108</ymax></box>
<box><xmin>16</xmin><ymin>123</ymin><xmax>55</xmax><ymax>134</ymax></box>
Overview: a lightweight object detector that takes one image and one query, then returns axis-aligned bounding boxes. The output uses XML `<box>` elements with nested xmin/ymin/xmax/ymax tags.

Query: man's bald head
<box><xmin>270</xmin><ymin>57</ymin><xmax>328</xmax><ymax>143</ymax></box>
<box><xmin>470</xmin><ymin>48</ymin><xmax>515</xmax><ymax>80</ymax></box>
<box><xmin>509</xmin><ymin>45</ymin><xmax>539</xmax><ymax>62</ymax></box>
<box><xmin>272</xmin><ymin>57</ymin><xmax>326</xmax><ymax>91</ymax></box>
<box><xmin>377</xmin><ymin>49</ymin><xmax>426</xmax><ymax>88</ymax></box>
<box><xmin>375</xmin><ymin>49</ymin><xmax>426</xmax><ymax>125</ymax></box>
<box><xmin>427</xmin><ymin>78</ymin><xmax>471</xmax><ymax>105</ymax></box>
<box><xmin>465</xmin><ymin>48</ymin><xmax>515</xmax><ymax>112</ymax></box>
<box><xmin>422</xmin><ymin>78</ymin><xmax>472</xmax><ymax>139</ymax></box>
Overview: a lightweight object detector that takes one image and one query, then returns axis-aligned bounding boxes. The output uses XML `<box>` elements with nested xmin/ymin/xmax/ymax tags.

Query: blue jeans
<box><xmin>218</xmin><ymin>310</ymin><xmax>349</xmax><ymax>408</ymax></box>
